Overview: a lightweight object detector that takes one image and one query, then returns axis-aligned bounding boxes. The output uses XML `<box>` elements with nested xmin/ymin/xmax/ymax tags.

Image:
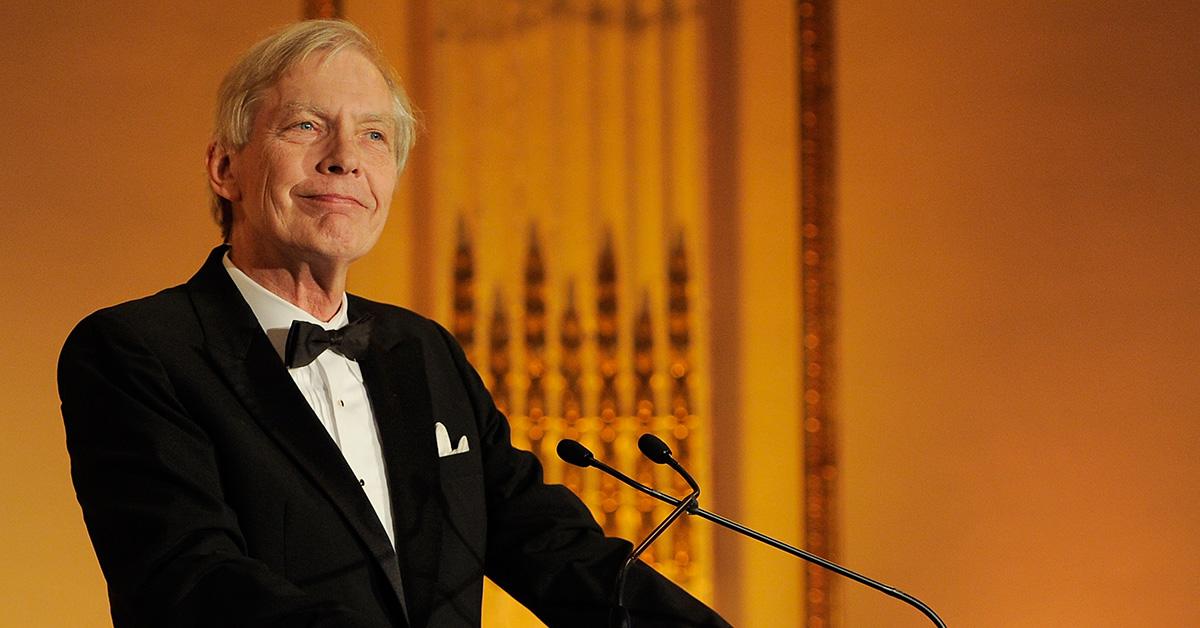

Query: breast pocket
<box><xmin>433</xmin><ymin>417</ymin><xmax>483</xmax><ymax>476</ymax></box>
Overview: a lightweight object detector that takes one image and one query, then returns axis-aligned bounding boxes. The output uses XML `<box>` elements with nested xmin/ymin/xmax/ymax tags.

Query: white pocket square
<box><xmin>434</xmin><ymin>422</ymin><xmax>470</xmax><ymax>458</ymax></box>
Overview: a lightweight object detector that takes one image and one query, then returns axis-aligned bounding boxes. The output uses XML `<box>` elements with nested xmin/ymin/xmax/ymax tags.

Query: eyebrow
<box><xmin>278</xmin><ymin>102</ymin><xmax>326</xmax><ymax>119</ymax></box>
<box><xmin>279</xmin><ymin>102</ymin><xmax>393</xmax><ymax>128</ymax></box>
<box><xmin>357</xmin><ymin>113</ymin><xmax>394</xmax><ymax>129</ymax></box>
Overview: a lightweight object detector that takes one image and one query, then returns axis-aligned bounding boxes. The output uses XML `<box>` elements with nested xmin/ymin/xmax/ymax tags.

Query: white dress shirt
<box><xmin>222</xmin><ymin>253</ymin><xmax>395</xmax><ymax>546</ymax></box>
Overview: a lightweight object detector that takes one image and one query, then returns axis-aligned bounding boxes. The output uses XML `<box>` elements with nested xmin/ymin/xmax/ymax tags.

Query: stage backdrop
<box><xmin>4</xmin><ymin>1</ymin><xmax>1199</xmax><ymax>627</ymax></box>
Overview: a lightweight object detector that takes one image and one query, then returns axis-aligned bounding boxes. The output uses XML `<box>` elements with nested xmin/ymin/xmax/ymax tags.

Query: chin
<box><xmin>306</xmin><ymin>241</ymin><xmax>369</xmax><ymax>264</ymax></box>
<box><xmin>308</xmin><ymin>230</ymin><xmax>380</xmax><ymax>263</ymax></box>
<box><xmin>318</xmin><ymin>215</ymin><xmax>381</xmax><ymax>247</ymax></box>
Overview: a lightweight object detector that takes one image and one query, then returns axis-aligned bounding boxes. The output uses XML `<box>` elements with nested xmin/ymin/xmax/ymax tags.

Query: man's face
<box><xmin>216</xmin><ymin>50</ymin><xmax>398</xmax><ymax>267</ymax></box>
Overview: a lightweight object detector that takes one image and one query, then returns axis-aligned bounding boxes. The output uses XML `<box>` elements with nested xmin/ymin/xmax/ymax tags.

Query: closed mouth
<box><xmin>299</xmin><ymin>193</ymin><xmax>366</xmax><ymax>208</ymax></box>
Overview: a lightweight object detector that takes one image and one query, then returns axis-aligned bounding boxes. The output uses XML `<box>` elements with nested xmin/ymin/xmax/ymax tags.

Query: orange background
<box><xmin>839</xmin><ymin>3</ymin><xmax>1200</xmax><ymax>626</ymax></box>
<box><xmin>2</xmin><ymin>2</ymin><xmax>1198</xmax><ymax>627</ymax></box>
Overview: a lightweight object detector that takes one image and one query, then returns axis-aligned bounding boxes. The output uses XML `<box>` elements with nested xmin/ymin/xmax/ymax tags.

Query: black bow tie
<box><xmin>284</xmin><ymin>316</ymin><xmax>373</xmax><ymax>368</ymax></box>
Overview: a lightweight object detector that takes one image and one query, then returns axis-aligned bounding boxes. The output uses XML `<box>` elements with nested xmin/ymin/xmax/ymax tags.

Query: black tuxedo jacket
<box><xmin>59</xmin><ymin>246</ymin><xmax>728</xmax><ymax>628</ymax></box>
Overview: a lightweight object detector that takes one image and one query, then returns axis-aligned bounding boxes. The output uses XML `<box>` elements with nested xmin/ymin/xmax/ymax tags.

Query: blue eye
<box><xmin>368</xmin><ymin>131</ymin><xmax>386</xmax><ymax>142</ymax></box>
<box><xmin>296</xmin><ymin>121</ymin><xmax>316</xmax><ymax>131</ymax></box>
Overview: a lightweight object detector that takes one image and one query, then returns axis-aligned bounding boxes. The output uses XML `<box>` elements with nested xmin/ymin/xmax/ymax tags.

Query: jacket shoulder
<box><xmin>62</xmin><ymin>284</ymin><xmax>199</xmax><ymax>357</ymax></box>
<box><xmin>87</xmin><ymin>283</ymin><xmax>193</xmax><ymax>321</ymax></box>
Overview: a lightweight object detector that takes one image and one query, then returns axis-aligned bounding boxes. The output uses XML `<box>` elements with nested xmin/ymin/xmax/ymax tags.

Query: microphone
<box><xmin>637</xmin><ymin>434</ymin><xmax>698</xmax><ymax>493</ymax></box>
<box><xmin>556</xmin><ymin>439</ymin><xmax>698</xmax><ymax>628</ymax></box>
<box><xmin>561</xmin><ymin>435</ymin><xmax>948</xmax><ymax>628</ymax></box>
<box><xmin>556</xmin><ymin>438</ymin><xmax>595</xmax><ymax>467</ymax></box>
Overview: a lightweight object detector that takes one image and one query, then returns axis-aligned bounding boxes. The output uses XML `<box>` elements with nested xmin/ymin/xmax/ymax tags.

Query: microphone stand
<box><xmin>559</xmin><ymin>437</ymin><xmax>948</xmax><ymax>628</ymax></box>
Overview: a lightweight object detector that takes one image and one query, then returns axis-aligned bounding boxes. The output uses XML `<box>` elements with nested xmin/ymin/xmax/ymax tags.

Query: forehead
<box><xmin>264</xmin><ymin>49</ymin><xmax>392</xmax><ymax>117</ymax></box>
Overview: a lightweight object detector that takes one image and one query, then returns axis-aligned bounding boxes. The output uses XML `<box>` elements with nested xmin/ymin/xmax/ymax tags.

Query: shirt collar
<box><xmin>222</xmin><ymin>251</ymin><xmax>349</xmax><ymax>361</ymax></box>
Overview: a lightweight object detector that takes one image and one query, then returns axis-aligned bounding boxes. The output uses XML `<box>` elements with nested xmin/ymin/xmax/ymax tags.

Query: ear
<box><xmin>205</xmin><ymin>141</ymin><xmax>242</xmax><ymax>204</ymax></box>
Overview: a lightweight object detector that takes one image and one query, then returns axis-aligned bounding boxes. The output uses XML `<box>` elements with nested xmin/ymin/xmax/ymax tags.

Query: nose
<box><xmin>317</xmin><ymin>132</ymin><xmax>360</xmax><ymax>176</ymax></box>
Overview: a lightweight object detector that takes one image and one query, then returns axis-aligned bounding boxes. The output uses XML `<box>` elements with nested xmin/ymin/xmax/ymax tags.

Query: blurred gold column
<box><xmin>799</xmin><ymin>2</ymin><xmax>837</xmax><ymax>626</ymax></box>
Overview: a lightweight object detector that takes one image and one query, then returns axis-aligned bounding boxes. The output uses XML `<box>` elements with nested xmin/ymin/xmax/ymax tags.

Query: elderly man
<box><xmin>59</xmin><ymin>19</ymin><xmax>727</xmax><ymax>628</ymax></box>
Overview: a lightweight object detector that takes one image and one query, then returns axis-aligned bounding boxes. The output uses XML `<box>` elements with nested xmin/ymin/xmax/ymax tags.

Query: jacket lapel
<box><xmin>184</xmin><ymin>247</ymin><xmax>409</xmax><ymax>621</ymax></box>
<box><xmin>354</xmin><ymin>301</ymin><xmax>442</xmax><ymax>628</ymax></box>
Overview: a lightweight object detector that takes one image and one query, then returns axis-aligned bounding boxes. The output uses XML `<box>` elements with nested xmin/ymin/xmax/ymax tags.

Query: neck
<box><xmin>227</xmin><ymin>246</ymin><xmax>349</xmax><ymax>322</ymax></box>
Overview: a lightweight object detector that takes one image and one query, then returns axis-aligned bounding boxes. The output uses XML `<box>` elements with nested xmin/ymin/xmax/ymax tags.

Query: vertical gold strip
<box><xmin>559</xmin><ymin>282</ymin><xmax>585</xmax><ymax>495</ymax></box>
<box><xmin>596</xmin><ymin>235</ymin><xmax>622</xmax><ymax>534</ymax></box>
<box><xmin>404</xmin><ymin>0</ymin><xmax>436</xmax><ymax>317</ymax></box>
<box><xmin>700</xmin><ymin>0</ymin><xmax>742</xmax><ymax>614</ymax></box>
<box><xmin>587</xmin><ymin>3</ymin><xmax>622</xmax><ymax>538</ymax></box>
<box><xmin>799</xmin><ymin>1</ymin><xmax>837</xmax><ymax>627</ymax></box>
<box><xmin>489</xmin><ymin>293</ymin><xmax>512</xmax><ymax>419</ymax></box>
<box><xmin>632</xmin><ymin>298</ymin><xmax>658</xmax><ymax>564</ymax></box>
<box><xmin>667</xmin><ymin>233</ymin><xmax>694</xmax><ymax>586</ymax></box>
<box><xmin>524</xmin><ymin>231</ymin><xmax>549</xmax><ymax>460</ymax></box>
<box><xmin>453</xmin><ymin>221</ymin><xmax>476</xmax><ymax>362</ymax></box>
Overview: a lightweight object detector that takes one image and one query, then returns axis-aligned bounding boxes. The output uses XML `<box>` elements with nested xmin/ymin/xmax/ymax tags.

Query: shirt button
<box><xmin>359</xmin><ymin>478</ymin><xmax>366</xmax><ymax>487</ymax></box>
<box><xmin>339</xmin><ymin>400</ymin><xmax>346</xmax><ymax>407</ymax></box>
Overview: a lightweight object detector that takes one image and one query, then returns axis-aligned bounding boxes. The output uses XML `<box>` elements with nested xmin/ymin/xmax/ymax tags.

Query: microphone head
<box><xmin>556</xmin><ymin>439</ymin><xmax>595</xmax><ymax>467</ymax></box>
<box><xmin>637</xmin><ymin>433</ymin><xmax>674</xmax><ymax>464</ymax></box>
